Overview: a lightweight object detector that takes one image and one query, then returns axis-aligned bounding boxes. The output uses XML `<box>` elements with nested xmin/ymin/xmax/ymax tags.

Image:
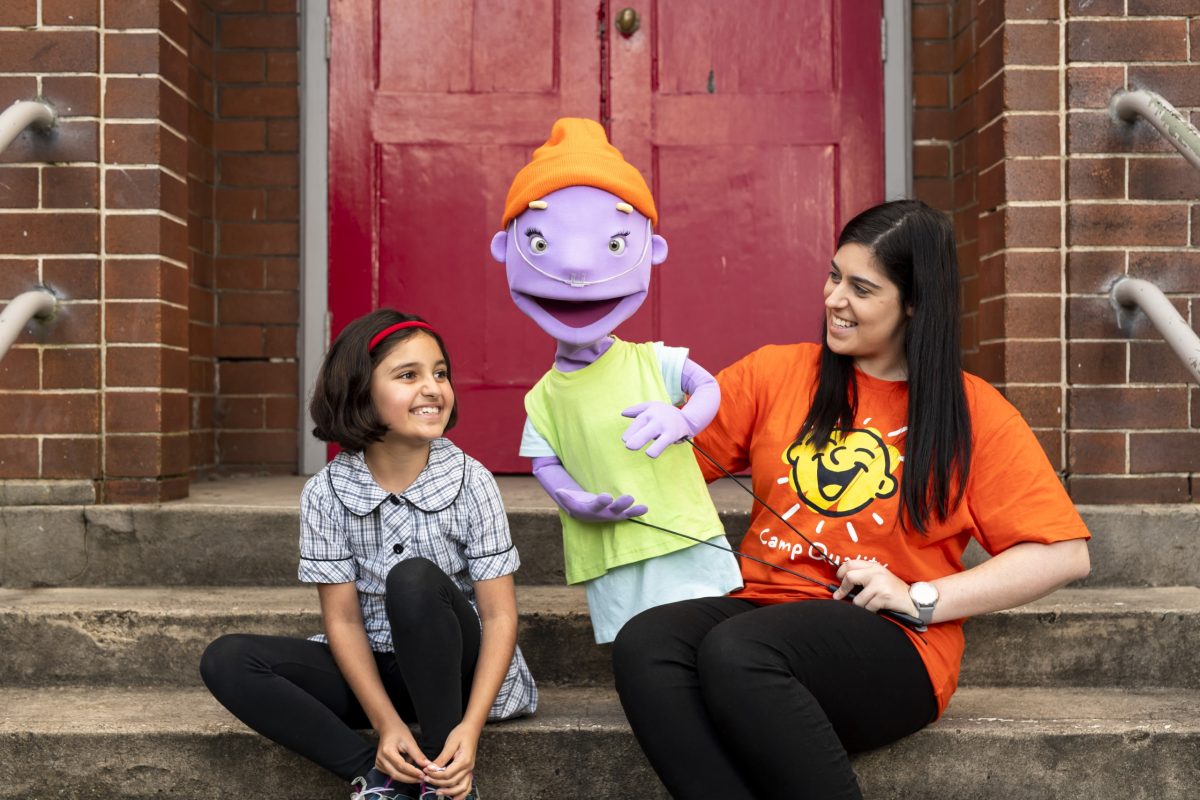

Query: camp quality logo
<box><xmin>784</xmin><ymin>425</ymin><xmax>902</xmax><ymax>519</ymax></box>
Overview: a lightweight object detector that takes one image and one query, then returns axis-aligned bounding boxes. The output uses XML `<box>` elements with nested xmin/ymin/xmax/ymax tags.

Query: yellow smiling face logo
<box><xmin>785</xmin><ymin>428</ymin><xmax>900</xmax><ymax>517</ymax></box>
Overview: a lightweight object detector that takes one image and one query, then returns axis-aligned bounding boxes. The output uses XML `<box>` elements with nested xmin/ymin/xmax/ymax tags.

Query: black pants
<box><xmin>200</xmin><ymin>558</ymin><xmax>481</xmax><ymax>781</ymax></box>
<box><xmin>612</xmin><ymin>597</ymin><xmax>937</xmax><ymax>800</ymax></box>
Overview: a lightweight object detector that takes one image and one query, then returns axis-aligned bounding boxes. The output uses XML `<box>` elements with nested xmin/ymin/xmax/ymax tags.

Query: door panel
<box><xmin>609</xmin><ymin>0</ymin><xmax>882</xmax><ymax>374</ymax></box>
<box><xmin>329</xmin><ymin>0</ymin><xmax>883</xmax><ymax>471</ymax></box>
<box><xmin>330</xmin><ymin>0</ymin><xmax>601</xmax><ymax>471</ymax></box>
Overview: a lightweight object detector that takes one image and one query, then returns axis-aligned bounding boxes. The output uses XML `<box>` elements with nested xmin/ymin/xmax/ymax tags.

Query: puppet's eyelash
<box><xmin>524</xmin><ymin>227</ymin><xmax>544</xmax><ymax>237</ymax></box>
<box><xmin>613</xmin><ymin>230</ymin><xmax>631</xmax><ymax>238</ymax></box>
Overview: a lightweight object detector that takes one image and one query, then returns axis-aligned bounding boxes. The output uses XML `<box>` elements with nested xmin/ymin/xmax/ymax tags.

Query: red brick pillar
<box><xmin>208</xmin><ymin>4</ymin><xmax>300</xmax><ymax>474</ymax></box>
<box><xmin>101</xmin><ymin>0</ymin><xmax>193</xmax><ymax>501</ymax></box>
<box><xmin>974</xmin><ymin>4</ymin><xmax>1067</xmax><ymax>470</ymax></box>
<box><xmin>915</xmin><ymin>3</ymin><xmax>1067</xmax><ymax>471</ymax></box>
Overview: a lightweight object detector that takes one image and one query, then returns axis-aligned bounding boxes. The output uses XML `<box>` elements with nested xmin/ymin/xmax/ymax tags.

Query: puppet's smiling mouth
<box><xmin>528</xmin><ymin>295</ymin><xmax>624</xmax><ymax>328</ymax></box>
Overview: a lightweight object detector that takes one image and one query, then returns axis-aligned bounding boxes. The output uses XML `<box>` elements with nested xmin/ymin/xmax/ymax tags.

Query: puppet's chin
<box><xmin>514</xmin><ymin>291</ymin><xmax>645</xmax><ymax>345</ymax></box>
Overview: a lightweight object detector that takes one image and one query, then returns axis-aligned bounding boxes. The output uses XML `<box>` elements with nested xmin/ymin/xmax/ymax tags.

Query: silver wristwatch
<box><xmin>909</xmin><ymin>581</ymin><xmax>939</xmax><ymax>625</ymax></box>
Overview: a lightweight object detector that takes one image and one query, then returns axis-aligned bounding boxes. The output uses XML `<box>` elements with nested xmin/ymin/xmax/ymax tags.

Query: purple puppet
<box><xmin>490</xmin><ymin>118</ymin><xmax>741</xmax><ymax>643</ymax></box>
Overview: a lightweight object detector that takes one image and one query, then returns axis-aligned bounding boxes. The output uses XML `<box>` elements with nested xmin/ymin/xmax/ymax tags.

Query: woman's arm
<box><xmin>318</xmin><ymin>582</ymin><xmax>429</xmax><ymax>783</ymax></box>
<box><xmin>834</xmin><ymin>538</ymin><xmax>1091</xmax><ymax>623</ymax></box>
<box><xmin>421</xmin><ymin>573</ymin><xmax>519</xmax><ymax>799</ymax></box>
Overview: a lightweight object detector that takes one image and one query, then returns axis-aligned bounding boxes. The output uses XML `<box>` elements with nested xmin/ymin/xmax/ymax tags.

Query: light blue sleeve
<box><xmin>653</xmin><ymin>341</ymin><xmax>689</xmax><ymax>405</ymax></box>
<box><xmin>518</xmin><ymin>416</ymin><xmax>558</xmax><ymax>458</ymax></box>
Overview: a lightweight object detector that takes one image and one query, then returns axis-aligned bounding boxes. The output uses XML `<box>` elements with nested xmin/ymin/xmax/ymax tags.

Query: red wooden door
<box><xmin>608</xmin><ymin>1</ymin><xmax>884</xmax><ymax>369</ymax></box>
<box><xmin>329</xmin><ymin>1</ymin><xmax>882</xmax><ymax>472</ymax></box>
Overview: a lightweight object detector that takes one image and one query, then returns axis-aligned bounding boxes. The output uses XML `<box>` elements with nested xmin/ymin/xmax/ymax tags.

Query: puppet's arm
<box><xmin>531</xmin><ymin>455</ymin><xmax>648</xmax><ymax>521</ymax></box>
<box><xmin>622</xmin><ymin>357</ymin><xmax>720</xmax><ymax>458</ymax></box>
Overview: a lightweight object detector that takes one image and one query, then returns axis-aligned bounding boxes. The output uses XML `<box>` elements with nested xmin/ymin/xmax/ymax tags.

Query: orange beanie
<box><xmin>501</xmin><ymin>118</ymin><xmax>658</xmax><ymax>228</ymax></box>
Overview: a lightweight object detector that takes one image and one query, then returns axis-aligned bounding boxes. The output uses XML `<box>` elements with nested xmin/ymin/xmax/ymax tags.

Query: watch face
<box><xmin>911</xmin><ymin>581</ymin><xmax>938</xmax><ymax>606</ymax></box>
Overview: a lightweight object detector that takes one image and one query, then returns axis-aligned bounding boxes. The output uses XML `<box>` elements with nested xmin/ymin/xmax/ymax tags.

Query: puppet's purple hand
<box><xmin>553</xmin><ymin>489</ymin><xmax>648</xmax><ymax>521</ymax></box>
<box><xmin>621</xmin><ymin>401</ymin><xmax>694</xmax><ymax>458</ymax></box>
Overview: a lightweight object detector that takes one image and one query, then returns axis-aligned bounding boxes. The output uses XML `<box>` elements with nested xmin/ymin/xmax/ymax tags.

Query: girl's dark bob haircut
<box><xmin>309</xmin><ymin>309</ymin><xmax>457</xmax><ymax>452</ymax></box>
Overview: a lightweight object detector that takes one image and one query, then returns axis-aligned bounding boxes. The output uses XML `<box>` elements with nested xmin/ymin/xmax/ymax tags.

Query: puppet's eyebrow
<box><xmin>528</xmin><ymin>200</ymin><xmax>548</xmax><ymax>210</ymax></box>
<box><xmin>615</xmin><ymin>202</ymin><xmax>633</xmax><ymax>214</ymax></box>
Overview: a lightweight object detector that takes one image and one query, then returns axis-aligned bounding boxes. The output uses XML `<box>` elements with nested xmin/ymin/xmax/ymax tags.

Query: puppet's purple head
<box><xmin>489</xmin><ymin>118</ymin><xmax>667</xmax><ymax>347</ymax></box>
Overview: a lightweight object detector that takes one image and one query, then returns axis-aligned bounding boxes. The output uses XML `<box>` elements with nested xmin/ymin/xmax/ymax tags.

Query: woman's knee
<box><xmin>694</xmin><ymin>618</ymin><xmax>792</xmax><ymax>717</ymax></box>
<box><xmin>612</xmin><ymin>604</ymin><xmax>675</xmax><ymax>675</ymax></box>
<box><xmin>697</xmin><ymin>620</ymin><xmax>765</xmax><ymax>680</ymax></box>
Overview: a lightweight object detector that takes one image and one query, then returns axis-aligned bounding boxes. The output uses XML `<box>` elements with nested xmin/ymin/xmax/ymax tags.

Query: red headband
<box><xmin>369</xmin><ymin>321</ymin><xmax>436</xmax><ymax>352</ymax></box>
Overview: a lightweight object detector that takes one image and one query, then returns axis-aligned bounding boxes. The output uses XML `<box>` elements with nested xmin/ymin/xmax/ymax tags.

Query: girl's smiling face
<box><xmin>369</xmin><ymin>332</ymin><xmax>455</xmax><ymax>448</ymax></box>
<box><xmin>823</xmin><ymin>242</ymin><xmax>910</xmax><ymax>380</ymax></box>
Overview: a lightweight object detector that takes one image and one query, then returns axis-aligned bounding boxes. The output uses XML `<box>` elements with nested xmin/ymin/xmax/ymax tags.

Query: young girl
<box><xmin>201</xmin><ymin>309</ymin><xmax>536</xmax><ymax>800</ymax></box>
<box><xmin>612</xmin><ymin>200</ymin><xmax>1091</xmax><ymax>799</ymax></box>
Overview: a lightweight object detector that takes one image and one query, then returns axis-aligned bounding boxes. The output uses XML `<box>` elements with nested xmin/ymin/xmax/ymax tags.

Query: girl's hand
<box><xmin>375</xmin><ymin>721</ymin><xmax>429</xmax><ymax>785</ymax></box>
<box><xmin>422</xmin><ymin>721</ymin><xmax>481</xmax><ymax>799</ymax></box>
<box><xmin>833</xmin><ymin>559</ymin><xmax>918</xmax><ymax>617</ymax></box>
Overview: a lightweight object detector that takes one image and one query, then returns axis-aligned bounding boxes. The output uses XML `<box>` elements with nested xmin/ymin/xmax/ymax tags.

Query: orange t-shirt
<box><xmin>695</xmin><ymin>343</ymin><xmax>1090</xmax><ymax>716</ymax></box>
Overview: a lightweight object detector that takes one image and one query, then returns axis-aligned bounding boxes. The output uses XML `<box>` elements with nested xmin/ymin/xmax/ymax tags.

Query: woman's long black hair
<box><xmin>797</xmin><ymin>200</ymin><xmax>971</xmax><ymax>532</ymax></box>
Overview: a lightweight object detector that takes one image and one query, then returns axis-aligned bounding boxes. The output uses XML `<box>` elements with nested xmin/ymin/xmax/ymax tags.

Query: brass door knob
<box><xmin>615</xmin><ymin>7</ymin><xmax>640</xmax><ymax>37</ymax></box>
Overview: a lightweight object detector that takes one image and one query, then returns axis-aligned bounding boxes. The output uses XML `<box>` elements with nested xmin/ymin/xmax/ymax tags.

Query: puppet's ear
<box><xmin>490</xmin><ymin>230</ymin><xmax>508</xmax><ymax>264</ymax></box>
<box><xmin>651</xmin><ymin>234</ymin><xmax>668</xmax><ymax>266</ymax></box>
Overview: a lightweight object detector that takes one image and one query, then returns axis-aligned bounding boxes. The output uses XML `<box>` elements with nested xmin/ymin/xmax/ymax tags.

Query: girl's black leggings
<box><xmin>199</xmin><ymin>558</ymin><xmax>481</xmax><ymax>781</ymax></box>
<box><xmin>612</xmin><ymin>597</ymin><xmax>938</xmax><ymax>800</ymax></box>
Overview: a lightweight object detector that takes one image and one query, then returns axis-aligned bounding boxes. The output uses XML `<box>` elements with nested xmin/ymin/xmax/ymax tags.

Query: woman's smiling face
<box><xmin>823</xmin><ymin>242</ymin><xmax>910</xmax><ymax>380</ymax></box>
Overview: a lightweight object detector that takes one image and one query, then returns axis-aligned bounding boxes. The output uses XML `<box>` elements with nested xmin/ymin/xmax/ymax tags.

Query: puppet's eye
<box><xmin>608</xmin><ymin>236</ymin><xmax>627</xmax><ymax>255</ymax></box>
<box><xmin>529</xmin><ymin>235</ymin><xmax>549</xmax><ymax>254</ymax></box>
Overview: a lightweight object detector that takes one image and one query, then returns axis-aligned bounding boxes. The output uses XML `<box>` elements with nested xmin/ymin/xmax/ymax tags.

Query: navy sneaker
<box><xmin>350</xmin><ymin>776</ymin><xmax>394</xmax><ymax>800</ymax></box>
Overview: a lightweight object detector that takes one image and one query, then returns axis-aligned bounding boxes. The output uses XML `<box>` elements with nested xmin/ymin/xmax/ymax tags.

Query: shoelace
<box><xmin>350</xmin><ymin>777</ymin><xmax>397</xmax><ymax>800</ymax></box>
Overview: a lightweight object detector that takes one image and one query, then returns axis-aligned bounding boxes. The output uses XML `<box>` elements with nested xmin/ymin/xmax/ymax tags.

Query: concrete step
<box><xmin>1</xmin><ymin>684</ymin><xmax>1197</xmax><ymax>799</ymax></box>
<box><xmin>2</xmin><ymin>479</ymin><xmax>1198</xmax><ymax>588</ymax></box>
<box><xmin>2</xmin><ymin>585</ymin><xmax>1197</xmax><ymax>690</ymax></box>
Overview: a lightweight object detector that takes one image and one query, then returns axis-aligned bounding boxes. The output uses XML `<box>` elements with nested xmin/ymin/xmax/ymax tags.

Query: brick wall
<box><xmin>1063</xmin><ymin>1</ymin><xmax>1199</xmax><ymax>502</ymax></box>
<box><xmin>0</xmin><ymin>0</ymin><xmax>192</xmax><ymax>501</ymax></box>
<box><xmin>0</xmin><ymin>0</ymin><xmax>300</xmax><ymax>501</ymax></box>
<box><xmin>208</xmin><ymin>1</ymin><xmax>300</xmax><ymax>475</ymax></box>
<box><xmin>915</xmin><ymin>0</ymin><xmax>1200</xmax><ymax>504</ymax></box>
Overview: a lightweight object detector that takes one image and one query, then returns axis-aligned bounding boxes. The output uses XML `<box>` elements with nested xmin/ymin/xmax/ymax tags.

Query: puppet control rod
<box><xmin>629</xmin><ymin>439</ymin><xmax>928</xmax><ymax>634</ymax></box>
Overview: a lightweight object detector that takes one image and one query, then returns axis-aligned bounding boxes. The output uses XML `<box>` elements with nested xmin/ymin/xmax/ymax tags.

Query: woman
<box><xmin>611</xmin><ymin>200</ymin><xmax>1090</xmax><ymax>799</ymax></box>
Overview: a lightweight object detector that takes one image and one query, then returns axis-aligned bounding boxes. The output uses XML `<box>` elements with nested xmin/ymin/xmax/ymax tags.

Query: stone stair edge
<box><xmin>1</xmin><ymin>583</ymin><xmax>1197</xmax><ymax>615</ymax></box>
<box><xmin>2</xmin><ymin>585</ymin><xmax>1198</xmax><ymax>691</ymax></box>
<box><xmin>2</xmin><ymin>684</ymin><xmax>1198</xmax><ymax>735</ymax></box>
<box><xmin>2</xmin><ymin>688</ymin><xmax>1197</xmax><ymax>798</ymax></box>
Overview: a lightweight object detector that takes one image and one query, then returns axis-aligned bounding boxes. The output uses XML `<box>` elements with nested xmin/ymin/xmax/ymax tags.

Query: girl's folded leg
<box><xmin>200</xmin><ymin>633</ymin><xmax>414</xmax><ymax>782</ymax></box>
<box><xmin>383</xmin><ymin>557</ymin><xmax>483</xmax><ymax>757</ymax></box>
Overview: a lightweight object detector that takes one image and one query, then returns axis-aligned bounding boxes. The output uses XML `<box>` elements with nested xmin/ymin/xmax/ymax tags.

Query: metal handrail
<box><xmin>0</xmin><ymin>99</ymin><xmax>56</xmax><ymax>155</ymax></box>
<box><xmin>0</xmin><ymin>289</ymin><xmax>57</xmax><ymax>363</ymax></box>
<box><xmin>1110</xmin><ymin>277</ymin><xmax>1200</xmax><ymax>385</ymax></box>
<box><xmin>1112</xmin><ymin>90</ymin><xmax>1200</xmax><ymax>173</ymax></box>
